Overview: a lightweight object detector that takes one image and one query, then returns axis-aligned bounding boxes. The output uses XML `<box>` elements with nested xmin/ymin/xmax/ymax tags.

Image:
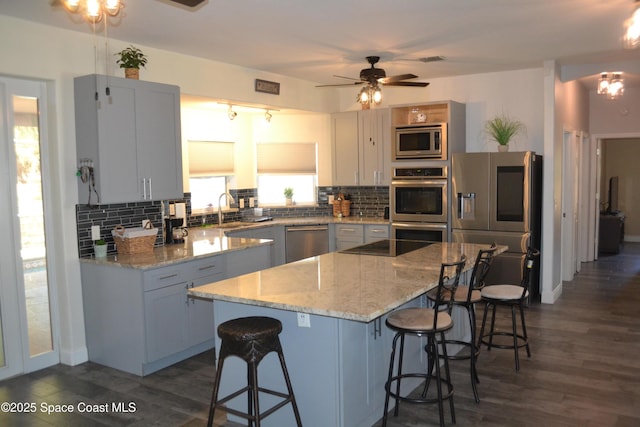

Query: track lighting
<box><xmin>265</xmin><ymin>110</ymin><xmax>272</xmax><ymax>123</ymax></box>
<box><xmin>227</xmin><ymin>105</ymin><xmax>237</xmax><ymax>120</ymax></box>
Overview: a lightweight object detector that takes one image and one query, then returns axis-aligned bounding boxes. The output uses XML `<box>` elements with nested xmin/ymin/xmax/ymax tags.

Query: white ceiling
<box><xmin>2</xmin><ymin>0</ymin><xmax>640</xmax><ymax>92</ymax></box>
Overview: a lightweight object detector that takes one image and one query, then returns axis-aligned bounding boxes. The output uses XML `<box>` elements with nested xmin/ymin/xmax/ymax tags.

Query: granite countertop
<box><xmin>80</xmin><ymin>216</ymin><xmax>387</xmax><ymax>270</ymax></box>
<box><xmin>189</xmin><ymin>242</ymin><xmax>507</xmax><ymax>323</ymax></box>
<box><xmin>79</xmin><ymin>228</ymin><xmax>273</xmax><ymax>269</ymax></box>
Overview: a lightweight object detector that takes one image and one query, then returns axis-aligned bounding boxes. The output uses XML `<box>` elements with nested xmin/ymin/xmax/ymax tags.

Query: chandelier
<box><xmin>597</xmin><ymin>73</ymin><xmax>624</xmax><ymax>99</ymax></box>
<box><xmin>624</xmin><ymin>0</ymin><xmax>640</xmax><ymax>48</ymax></box>
<box><xmin>357</xmin><ymin>84</ymin><xmax>383</xmax><ymax>106</ymax></box>
<box><xmin>62</xmin><ymin>0</ymin><xmax>123</xmax><ymax>23</ymax></box>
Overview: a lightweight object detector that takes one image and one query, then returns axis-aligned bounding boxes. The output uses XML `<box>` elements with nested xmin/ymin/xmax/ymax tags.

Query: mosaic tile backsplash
<box><xmin>76</xmin><ymin>186</ymin><xmax>389</xmax><ymax>258</ymax></box>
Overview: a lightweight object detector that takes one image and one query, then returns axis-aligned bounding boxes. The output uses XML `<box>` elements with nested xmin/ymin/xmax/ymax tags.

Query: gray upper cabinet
<box><xmin>332</xmin><ymin>108</ymin><xmax>390</xmax><ymax>186</ymax></box>
<box><xmin>74</xmin><ymin>74</ymin><xmax>183</xmax><ymax>204</ymax></box>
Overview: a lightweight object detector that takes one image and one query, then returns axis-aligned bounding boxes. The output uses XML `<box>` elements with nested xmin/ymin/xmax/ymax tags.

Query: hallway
<box><xmin>1</xmin><ymin>244</ymin><xmax>639</xmax><ymax>426</ymax></box>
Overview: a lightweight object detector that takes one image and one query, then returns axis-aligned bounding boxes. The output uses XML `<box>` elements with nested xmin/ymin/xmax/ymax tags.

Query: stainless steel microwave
<box><xmin>394</xmin><ymin>123</ymin><xmax>447</xmax><ymax>160</ymax></box>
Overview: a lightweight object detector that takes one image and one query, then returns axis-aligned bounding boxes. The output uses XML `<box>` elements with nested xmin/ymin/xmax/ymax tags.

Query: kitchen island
<box><xmin>189</xmin><ymin>241</ymin><xmax>505</xmax><ymax>427</ymax></box>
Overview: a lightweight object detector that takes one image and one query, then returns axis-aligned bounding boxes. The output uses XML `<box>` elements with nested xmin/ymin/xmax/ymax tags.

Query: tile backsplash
<box><xmin>76</xmin><ymin>186</ymin><xmax>389</xmax><ymax>258</ymax></box>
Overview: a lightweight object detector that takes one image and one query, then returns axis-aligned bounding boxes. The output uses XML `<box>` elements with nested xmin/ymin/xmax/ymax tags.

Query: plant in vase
<box><xmin>485</xmin><ymin>114</ymin><xmax>526</xmax><ymax>152</ymax></box>
<box><xmin>94</xmin><ymin>239</ymin><xmax>107</xmax><ymax>258</ymax></box>
<box><xmin>284</xmin><ymin>187</ymin><xmax>294</xmax><ymax>206</ymax></box>
<box><xmin>115</xmin><ymin>46</ymin><xmax>148</xmax><ymax>80</ymax></box>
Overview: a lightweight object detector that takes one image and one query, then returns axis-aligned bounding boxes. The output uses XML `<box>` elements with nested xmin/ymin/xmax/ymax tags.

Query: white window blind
<box><xmin>256</xmin><ymin>142</ymin><xmax>317</xmax><ymax>174</ymax></box>
<box><xmin>188</xmin><ymin>141</ymin><xmax>234</xmax><ymax>176</ymax></box>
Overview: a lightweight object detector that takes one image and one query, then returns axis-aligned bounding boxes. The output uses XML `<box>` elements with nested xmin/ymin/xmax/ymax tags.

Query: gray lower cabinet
<box><xmin>335</xmin><ymin>223</ymin><xmax>389</xmax><ymax>250</ymax></box>
<box><xmin>81</xmin><ymin>244</ymin><xmax>271</xmax><ymax>376</ymax></box>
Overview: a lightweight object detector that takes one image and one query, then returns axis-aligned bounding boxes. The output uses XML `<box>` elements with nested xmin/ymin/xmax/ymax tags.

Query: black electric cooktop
<box><xmin>340</xmin><ymin>239</ymin><xmax>434</xmax><ymax>257</ymax></box>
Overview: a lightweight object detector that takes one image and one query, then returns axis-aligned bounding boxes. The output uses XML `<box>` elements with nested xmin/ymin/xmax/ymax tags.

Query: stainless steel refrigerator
<box><xmin>451</xmin><ymin>151</ymin><xmax>542</xmax><ymax>302</ymax></box>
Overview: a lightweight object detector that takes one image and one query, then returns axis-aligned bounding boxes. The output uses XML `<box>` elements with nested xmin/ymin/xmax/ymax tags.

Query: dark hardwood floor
<box><xmin>2</xmin><ymin>244</ymin><xmax>639</xmax><ymax>427</ymax></box>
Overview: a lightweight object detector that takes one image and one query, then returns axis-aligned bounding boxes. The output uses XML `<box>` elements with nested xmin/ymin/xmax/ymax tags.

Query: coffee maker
<box><xmin>164</xmin><ymin>203</ymin><xmax>189</xmax><ymax>244</ymax></box>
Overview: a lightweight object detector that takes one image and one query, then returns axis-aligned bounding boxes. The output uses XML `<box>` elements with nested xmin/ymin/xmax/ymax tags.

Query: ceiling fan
<box><xmin>316</xmin><ymin>56</ymin><xmax>429</xmax><ymax>89</ymax></box>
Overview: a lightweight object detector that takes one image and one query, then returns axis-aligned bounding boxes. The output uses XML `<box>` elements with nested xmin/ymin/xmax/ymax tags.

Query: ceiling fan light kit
<box><xmin>318</xmin><ymin>55</ymin><xmax>429</xmax><ymax>106</ymax></box>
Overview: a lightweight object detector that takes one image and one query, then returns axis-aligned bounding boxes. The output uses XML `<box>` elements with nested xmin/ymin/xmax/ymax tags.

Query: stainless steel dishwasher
<box><xmin>285</xmin><ymin>225</ymin><xmax>330</xmax><ymax>263</ymax></box>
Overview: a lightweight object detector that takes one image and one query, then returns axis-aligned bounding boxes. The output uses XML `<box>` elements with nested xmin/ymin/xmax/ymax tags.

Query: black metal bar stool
<box><xmin>207</xmin><ymin>316</ymin><xmax>302</xmax><ymax>427</ymax></box>
<box><xmin>425</xmin><ymin>244</ymin><xmax>496</xmax><ymax>403</ymax></box>
<box><xmin>478</xmin><ymin>247</ymin><xmax>540</xmax><ymax>371</ymax></box>
<box><xmin>382</xmin><ymin>256</ymin><xmax>466</xmax><ymax>427</ymax></box>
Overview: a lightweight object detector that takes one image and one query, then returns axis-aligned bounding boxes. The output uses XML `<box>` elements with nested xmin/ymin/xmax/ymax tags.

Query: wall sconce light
<box><xmin>624</xmin><ymin>0</ymin><xmax>640</xmax><ymax>49</ymax></box>
<box><xmin>597</xmin><ymin>72</ymin><xmax>624</xmax><ymax>99</ymax></box>
<box><xmin>227</xmin><ymin>105</ymin><xmax>237</xmax><ymax>120</ymax></box>
<box><xmin>264</xmin><ymin>110</ymin><xmax>272</xmax><ymax>123</ymax></box>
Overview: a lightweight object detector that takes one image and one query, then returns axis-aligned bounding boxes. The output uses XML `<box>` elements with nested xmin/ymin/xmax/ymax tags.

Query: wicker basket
<box><xmin>333</xmin><ymin>199</ymin><xmax>351</xmax><ymax>217</ymax></box>
<box><xmin>111</xmin><ymin>224</ymin><xmax>158</xmax><ymax>255</ymax></box>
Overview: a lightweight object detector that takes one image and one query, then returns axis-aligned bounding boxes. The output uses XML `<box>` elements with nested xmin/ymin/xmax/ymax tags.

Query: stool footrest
<box><xmin>214</xmin><ymin>386</ymin><xmax>296</xmax><ymax>422</ymax></box>
<box><xmin>385</xmin><ymin>373</ymin><xmax>454</xmax><ymax>405</ymax></box>
<box><xmin>481</xmin><ymin>332</ymin><xmax>528</xmax><ymax>350</ymax></box>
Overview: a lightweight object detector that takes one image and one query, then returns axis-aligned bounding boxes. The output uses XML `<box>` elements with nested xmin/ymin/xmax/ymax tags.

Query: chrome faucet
<box><xmin>218</xmin><ymin>192</ymin><xmax>235</xmax><ymax>226</ymax></box>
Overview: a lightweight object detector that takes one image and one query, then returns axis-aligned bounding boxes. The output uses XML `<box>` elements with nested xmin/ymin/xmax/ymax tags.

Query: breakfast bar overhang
<box><xmin>189</xmin><ymin>241</ymin><xmax>506</xmax><ymax>427</ymax></box>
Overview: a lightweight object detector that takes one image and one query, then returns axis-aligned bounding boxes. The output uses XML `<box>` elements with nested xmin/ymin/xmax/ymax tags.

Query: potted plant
<box><xmin>115</xmin><ymin>46</ymin><xmax>148</xmax><ymax>80</ymax></box>
<box><xmin>284</xmin><ymin>187</ymin><xmax>294</xmax><ymax>206</ymax></box>
<box><xmin>485</xmin><ymin>114</ymin><xmax>526</xmax><ymax>152</ymax></box>
<box><xmin>94</xmin><ymin>239</ymin><xmax>107</xmax><ymax>258</ymax></box>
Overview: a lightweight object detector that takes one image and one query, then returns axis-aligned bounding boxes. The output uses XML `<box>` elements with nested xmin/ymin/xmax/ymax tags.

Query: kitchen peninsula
<box><xmin>189</xmin><ymin>241</ymin><xmax>505</xmax><ymax>427</ymax></box>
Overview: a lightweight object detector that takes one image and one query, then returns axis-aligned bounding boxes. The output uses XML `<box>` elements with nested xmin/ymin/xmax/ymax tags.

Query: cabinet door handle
<box><xmin>158</xmin><ymin>273</ymin><xmax>178</xmax><ymax>281</ymax></box>
<box><xmin>198</xmin><ymin>264</ymin><xmax>217</xmax><ymax>271</ymax></box>
<box><xmin>142</xmin><ymin>178</ymin><xmax>147</xmax><ymax>200</ymax></box>
<box><xmin>148</xmin><ymin>177</ymin><xmax>153</xmax><ymax>200</ymax></box>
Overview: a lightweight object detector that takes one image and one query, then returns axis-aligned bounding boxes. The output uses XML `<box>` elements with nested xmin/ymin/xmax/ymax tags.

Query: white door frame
<box><xmin>0</xmin><ymin>76</ymin><xmax>60</xmax><ymax>379</ymax></box>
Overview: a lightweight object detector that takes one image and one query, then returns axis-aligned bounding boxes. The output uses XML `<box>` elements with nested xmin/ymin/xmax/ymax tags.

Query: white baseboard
<box><xmin>624</xmin><ymin>235</ymin><xmax>640</xmax><ymax>243</ymax></box>
<box><xmin>60</xmin><ymin>346</ymin><xmax>88</xmax><ymax>366</ymax></box>
<box><xmin>541</xmin><ymin>281</ymin><xmax>562</xmax><ymax>304</ymax></box>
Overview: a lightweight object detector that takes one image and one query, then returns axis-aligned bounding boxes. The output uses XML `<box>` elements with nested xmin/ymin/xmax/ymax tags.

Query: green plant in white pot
<box><xmin>94</xmin><ymin>239</ymin><xmax>107</xmax><ymax>258</ymax></box>
<box><xmin>485</xmin><ymin>114</ymin><xmax>526</xmax><ymax>152</ymax></box>
<box><xmin>115</xmin><ymin>46</ymin><xmax>148</xmax><ymax>80</ymax></box>
<box><xmin>284</xmin><ymin>187</ymin><xmax>294</xmax><ymax>206</ymax></box>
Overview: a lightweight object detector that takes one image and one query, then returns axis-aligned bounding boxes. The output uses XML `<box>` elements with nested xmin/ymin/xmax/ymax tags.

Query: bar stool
<box><xmin>478</xmin><ymin>247</ymin><xmax>540</xmax><ymax>371</ymax></box>
<box><xmin>382</xmin><ymin>256</ymin><xmax>466</xmax><ymax>427</ymax></box>
<box><xmin>207</xmin><ymin>316</ymin><xmax>302</xmax><ymax>427</ymax></box>
<box><xmin>425</xmin><ymin>244</ymin><xmax>496</xmax><ymax>403</ymax></box>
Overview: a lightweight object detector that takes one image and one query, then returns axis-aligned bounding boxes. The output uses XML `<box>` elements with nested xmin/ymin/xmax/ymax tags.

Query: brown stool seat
<box><xmin>208</xmin><ymin>316</ymin><xmax>302</xmax><ymax>427</ymax></box>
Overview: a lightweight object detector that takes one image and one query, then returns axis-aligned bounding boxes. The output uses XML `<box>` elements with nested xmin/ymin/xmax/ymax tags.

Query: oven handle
<box><xmin>391</xmin><ymin>179</ymin><xmax>447</xmax><ymax>185</ymax></box>
<box><xmin>392</xmin><ymin>222</ymin><xmax>448</xmax><ymax>230</ymax></box>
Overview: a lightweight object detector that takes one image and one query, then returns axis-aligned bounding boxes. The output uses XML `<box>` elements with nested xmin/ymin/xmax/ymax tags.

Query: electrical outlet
<box><xmin>91</xmin><ymin>225</ymin><xmax>101</xmax><ymax>241</ymax></box>
<box><xmin>297</xmin><ymin>312</ymin><xmax>311</xmax><ymax>328</ymax></box>
<box><xmin>328</xmin><ymin>195</ymin><xmax>334</xmax><ymax>205</ymax></box>
<box><xmin>239</xmin><ymin>198</ymin><xmax>245</xmax><ymax>209</ymax></box>
<box><xmin>249</xmin><ymin>197</ymin><xmax>255</xmax><ymax>208</ymax></box>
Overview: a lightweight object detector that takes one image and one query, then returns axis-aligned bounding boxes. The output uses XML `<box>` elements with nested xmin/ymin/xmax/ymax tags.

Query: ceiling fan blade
<box><xmin>333</xmin><ymin>75</ymin><xmax>362</xmax><ymax>81</ymax></box>
<box><xmin>379</xmin><ymin>74</ymin><xmax>419</xmax><ymax>84</ymax></box>
<box><xmin>316</xmin><ymin>82</ymin><xmax>365</xmax><ymax>87</ymax></box>
<box><xmin>169</xmin><ymin>0</ymin><xmax>206</xmax><ymax>6</ymax></box>
<box><xmin>384</xmin><ymin>81</ymin><xmax>430</xmax><ymax>87</ymax></box>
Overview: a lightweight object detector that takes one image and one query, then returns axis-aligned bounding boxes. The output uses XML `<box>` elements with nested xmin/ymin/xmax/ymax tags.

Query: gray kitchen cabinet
<box><xmin>331</xmin><ymin>109</ymin><xmax>390</xmax><ymax>186</ymax></box>
<box><xmin>80</xmin><ymin>244</ymin><xmax>271</xmax><ymax>376</ymax></box>
<box><xmin>335</xmin><ymin>223</ymin><xmax>364</xmax><ymax>251</ymax></box>
<box><xmin>74</xmin><ymin>74</ymin><xmax>183</xmax><ymax>204</ymax></box>
<box><xmin>226</xmin><ymin>225</ymin><xmax>286</xmax><ymax>266</ymax></box>
<box><xmin>335</xmin><ymin>223</ymin><xmax>389</xmax><ymax>250</ymax></box>
<box><xmin>364</xmin><ymin>223</ymin><xmax>390</xmax><ymax>243</ymax></box>
<box><xmin>359</xmin><ymin>108</ymin><xmax>391</xmax><ymax>185</ymax></box>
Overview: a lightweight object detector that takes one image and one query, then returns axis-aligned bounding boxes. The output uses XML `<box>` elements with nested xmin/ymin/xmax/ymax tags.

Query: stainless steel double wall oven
<box><xmin>390</xmin><ymin>165</ymin><xmax>449</xmax><ymax>242</ymax></box>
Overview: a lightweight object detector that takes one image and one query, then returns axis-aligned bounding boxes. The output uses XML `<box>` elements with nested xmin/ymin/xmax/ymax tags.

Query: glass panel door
<box><xmin>0</xmin><ymin>77</ymin><xmax>58</xmax><ymax>379</ymax></box>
